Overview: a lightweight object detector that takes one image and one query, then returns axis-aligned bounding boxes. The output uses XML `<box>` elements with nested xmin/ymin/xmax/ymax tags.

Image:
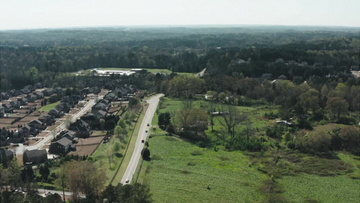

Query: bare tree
<box><xmin>217</xmin><ymin>106</ymin><xmax>247</xmax><ymax>138</ymax></box>
<box><xmin>204</xmin><ymin>102</ymin><xmax>217</xmax><ymax>132</ymax></box>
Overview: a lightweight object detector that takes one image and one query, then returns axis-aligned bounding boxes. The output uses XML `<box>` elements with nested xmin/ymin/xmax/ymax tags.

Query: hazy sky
<box><xmin>0</xmin><ymin>0</ymin><xmax>359</xmax><ymax>30</ymax></box>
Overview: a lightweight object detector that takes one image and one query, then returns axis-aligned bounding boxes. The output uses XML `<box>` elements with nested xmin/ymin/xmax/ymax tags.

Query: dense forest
<box><xmin>1</xmin><ymin>26</ymin><xmax>359</xmax><ymax>90</ymax></box>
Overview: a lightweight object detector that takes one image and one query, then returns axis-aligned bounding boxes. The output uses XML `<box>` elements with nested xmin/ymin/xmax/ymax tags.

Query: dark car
<box><xmin>145</xmin><ymin>130</ymin><xmax>148</xmax><ymax>133</ymax></box>
<box><xmin>147</xmin><ymin>123</ymin><xmax>150</xmax><ymax>126</ymax></box>
<box><xmin>141</xmin><ymin>139</ymin><xmax>145</xmax><ymax>143</ymax></box>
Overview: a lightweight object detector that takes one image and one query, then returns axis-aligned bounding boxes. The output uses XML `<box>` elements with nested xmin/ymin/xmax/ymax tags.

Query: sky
<box><xmin>0</xmin><ymin>0</ymin><xmax>359</xmax><ymax>30</ymax></box>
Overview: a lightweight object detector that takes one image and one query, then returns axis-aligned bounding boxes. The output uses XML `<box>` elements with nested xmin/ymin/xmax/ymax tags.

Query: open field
<box><xmin>138</xmin><ymin>135</ymin><xmax>267</xmax><ymax>203</ymax></box>
<box><xmin>97</xmin><ymin>67</ymin><xmax>172</xmax><ymax>74</ymax></box>
<box><xmin>138</xmin><ymin>97</ymin><xmax>360</xmax><ymax>202</ymax></box>
<box><xmin>279</xmin><ymin>173</ymin><xmax>360</xmax><ymax>203</ymax></box>
<box><xmin>39</xmin><ymin>101</ymin><xmax>60</xmax><ymax>112</ymax></box>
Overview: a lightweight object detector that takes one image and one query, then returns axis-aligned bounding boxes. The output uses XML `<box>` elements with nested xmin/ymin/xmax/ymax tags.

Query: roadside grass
<box><xmin>92</xmin><ymin>107</ymin><xmax>145</xmax><ymax>186</ymax></box>
<box><xmin>111</xmin><ymin>105</ymin><xmax>147</xmax><ymax>185</ymax></box>
<box><xmin>39</xmin><ymin>101</ymin><xmax>60</xmax><ymax>112</ymax></box>
<box><xmin>91</xmin><ymin>133</ymin><xmax>125</xmax><ymax>186</ymax></box>
<box><xmin>138</xmin><ymin>135</ymin><xmax>267</xmax><ymax>203</ymax></box>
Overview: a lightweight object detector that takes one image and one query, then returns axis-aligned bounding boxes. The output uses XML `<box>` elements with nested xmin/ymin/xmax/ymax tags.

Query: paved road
<box><xmin>37</xmin><ymin>188</ymin><xmax>85</xmax><ymax>198</ymax></box>
<box><xmin>14</xmin><ymin>96</ymin><xmax>102</xmax><ymax>154</ymax></box>
<box><xmin>121</xmin><ymin>94</ymin><xmax>163</xmax><ymax>184</ymax></box>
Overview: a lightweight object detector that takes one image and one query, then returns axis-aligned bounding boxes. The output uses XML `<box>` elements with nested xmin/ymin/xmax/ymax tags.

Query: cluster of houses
<box><xmin>1</xmin><ymin>82</ymin><xmax>138</xmax><ymax>164</ymax></box>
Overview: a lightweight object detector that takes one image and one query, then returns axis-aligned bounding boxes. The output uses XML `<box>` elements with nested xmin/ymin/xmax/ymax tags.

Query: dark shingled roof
<box><xmin>55</xmin><ymin>137</ymin><xmax>72</xmax><ymax>147</ymax></box>
<box><xmin>24</xmin><ymin>149</ymin><xmax>47</xmax><ymax>159</ymax></box>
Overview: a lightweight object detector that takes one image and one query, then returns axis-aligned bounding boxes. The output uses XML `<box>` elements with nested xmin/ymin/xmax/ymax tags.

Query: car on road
<box><xmin>125</xmin><ymin>179</ymin><xmax>129</xmax><ymax>183</ymax></box>
<box><xmin>147</xmin><ymin>123</ymin><xmax>150</xmax><ymax>126</ymax></box>
<box><xmin>141</xmin><ymin>139</ymin><xmax>144</xmax><ymax>143</ymax></box>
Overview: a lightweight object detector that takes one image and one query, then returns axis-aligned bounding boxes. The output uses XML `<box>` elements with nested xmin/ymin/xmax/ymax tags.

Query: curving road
<box><xmin>121</xmin><ymin>94</ymin><xmax>163</xmax><ymax>184</ymax></box>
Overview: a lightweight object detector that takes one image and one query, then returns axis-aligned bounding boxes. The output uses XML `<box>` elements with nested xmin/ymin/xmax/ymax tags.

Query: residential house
<box><xmin>92</xmin><ymin>102</ymin><xmax>109</xmax><ymax>112</ymax></box>
<box><xmin>48</xmin><ymin>108</ymin><xmax>61</xmax><ymax>117</ymax></box>
<box><xmin>94</xmin><ymin>109</ymin><xmax>107</xmax><ymax>119</ymax></box>
<box><xmin>59</xmin><ymin>130</ymin><xmax>76</xmax><ymax>141</ymax></box>
<box><xmin>38</xmin><ymin>115</ymin><xmax>55</xmax><ymax>126</ymax></box>
<box><xmin>23</xmin><ymin>149</ymin><xmax>47</xmax><ymax>164</ymax></box>
<box><xmin>42</xmin><ymin>88</ymin><xmax>54</xmax><ymax>96</ymax></box>
<box><xmin>21</xmin><ymin>125</ymin><xmax>31</xmax><ymax>137</ymax></box>
<box><xmin>0</xmin><ymin>92</ymin><xmax>9</xmax><ymax>100</ymax></box>
<box><xmin>2</xmin><ymin>104</ymin><xmax>13</xmax><ymax>113</ymax></box>
<box><xmin>69</xmin><ymin>119</ymin><xmax>91</xmax><ymax>138</ymax></box>
<box><xmin>18</xmin><ymin>98</ymin><xmax>28</xmax><ymax>106</ymax></box>
<box><xmin>34</xmin><ymin>92</ymin><xmax>44</xmax><ymax>99</ymax></box>
<box><xmin>27</xmin><ymin>95</ymin><xmax>37</xmax><ymax>102</ymax></box>
<box><xmin>28</xmin><ymin>119</ymin><xmax>45</xmax><ymax>131</ymax></box>
<box><xmin>104</xmin><ymin>93</ymin><xmax>118</xmax><ymax>101</ymax></box>
<box><xmin>49</xmin><ymin>137</ymin><xmax>73</xmax><ymax>155</ymax></box>
<box><xmin>24</xmin><ymin>85</ymin><xmax>34</xmax><ymax>92</ymax></box>
<box><xmin>20</xmin><ymin>88</ymin><xmax>31</xmax><ymax>95</ymax></box>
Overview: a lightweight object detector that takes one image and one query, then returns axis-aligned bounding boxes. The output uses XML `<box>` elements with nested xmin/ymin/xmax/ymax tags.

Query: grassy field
<box><xmin>138</xmin><ymin>135</ymin><xmax>267</xmax><ymax>203</ymax></box>
<box><xmin>98</xmin><ymin>67</ymin><xmax>172</xmax><ymax>74</ymax></box>
<box><xmin>39</xmin><ymin>101</ymin><xmax>60</xmax><ymax>112</ymax></box>
<box><xmin>137</xmin><ymin>97</ymin><xmax>360</xmax><ymax>202</ymax></box>
<box><xmin>279</xmin><ymin>173</ymin><xmax>360</xmax><ymax>203</ymax></box>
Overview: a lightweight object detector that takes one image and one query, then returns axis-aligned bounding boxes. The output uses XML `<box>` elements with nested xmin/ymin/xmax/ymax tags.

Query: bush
<box><xmin>337</xmin><ymin>116</ymin><xmax>357</xmax><ymax>125</ymax></box>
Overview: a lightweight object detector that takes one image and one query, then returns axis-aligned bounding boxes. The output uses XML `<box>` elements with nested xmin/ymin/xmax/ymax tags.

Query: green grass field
<box><xmin>138</xmin><ymin>135</ymin><xmax>267</xmax><ymax>203</ymax></box>
<box><xmin>138</xmin><ymin>97</ymin><xmax>360</xmax><ymax>202</ymax></box>
<box><xmin>279</xmin><ymin>173</ymin><xmax>360</xmax><ymax>203</ymax></box>
<box><xmin>39</xmin><ymin>101</ymin><xmax>60</xmax><ymax>112</ymax></box>
<box><xmin>98</xmin><ymin>67</ymin><xmax>172</xmax><ymax>74</ymax></box>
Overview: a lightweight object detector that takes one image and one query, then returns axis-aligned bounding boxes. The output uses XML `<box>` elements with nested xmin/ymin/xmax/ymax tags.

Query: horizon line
<box><xmin>1</xmin><ymin>23</ymin><xmax>360</xmax><ymax>32</ymax></box>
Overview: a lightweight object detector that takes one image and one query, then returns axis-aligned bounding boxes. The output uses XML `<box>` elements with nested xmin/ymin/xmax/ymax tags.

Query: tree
<box><xmin>298</xmin><ymin>88</ymin><xmax>319</xmax><ymax>112</ymax></box>
<box><xmin>114</xmin><ymin>126</ymin><xmax>122</xmax><ymax>138</ymax></box>
<box><xmin>39</xmin><ymin>165</ymin><xmax>50</xmax><ymax>181</ymax></box>
<box><xmin>339</xmin><ymin>126</ymin><xmax>360</xmax><ymax>153</ymax></box>
<box><xmin>158</xmin><ymin>112</ymin><xmax>171</xmax><ymax>130</ymax></box>
<box><xmin>129</xmin><ymin>97</ymin><xmax>140</xmax><ymax>109</ymax></box>
<box><xmin>326</xmin><ymin>97</ymin><xmax>349</xmax><ymax>119</ymax></box>
<box><xmin>58</xmin><ymin>161</ymin><xmax>105</xmax><ymax>201</ymax></box>
<box><xmin>217</xmin><ymin>106</ymin><xmax>247</xmax><ymax>138</ymax></box>
<box><xmin>101</xmin><ymin>183</ymin><xmax>152</xmax><ymax>203</ymax></box>
<box><xmin>141</xmin><ymin>148</ymin><xmax>150</xmax><ymax>160</ymax></box>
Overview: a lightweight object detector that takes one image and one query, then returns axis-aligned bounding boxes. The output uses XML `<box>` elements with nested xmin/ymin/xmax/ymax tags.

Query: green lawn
<box><xmin>138</xmin><ymin>136</ymin><xmax>267</xmax><ymax>203</ymax></box>
<box><xmin>98</xmin><ymin>67</ymin><xmax>172</xmax><ymax>74</ymax></box>
<box><xmin>39</xmin><ymin>101</ymin><xmax>60</xmax><ymax>112</ymax></box>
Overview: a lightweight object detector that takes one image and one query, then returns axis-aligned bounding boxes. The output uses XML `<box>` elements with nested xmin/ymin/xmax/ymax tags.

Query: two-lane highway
<box><xmin>121</xmin><ymin>94</ymin><xmax>163</xmax><ymax>184</ymax></box>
